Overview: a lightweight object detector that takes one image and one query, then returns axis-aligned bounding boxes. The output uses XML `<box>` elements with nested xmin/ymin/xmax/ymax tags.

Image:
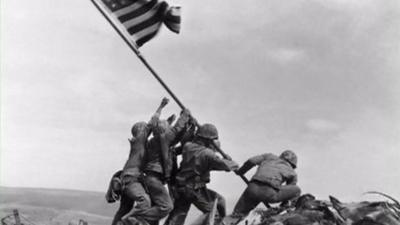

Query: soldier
<box><xmin>164</xmin><ymin>124</ymin><xmax>239</xmax><ymax>225</ymax></box>
<box><xmin>223</xmin><ymin>150</ymin><xmax>301</xmax><ymax>225</ymax></box>
<box><xmin>108</xmin><ymin>98</ymin><xmax>169</xmax><ymax>225</ymax></box>
<box><xmin>123</xmin><ymin>108</ymin><xmax>192</xmax><ymax>225</ymax></box>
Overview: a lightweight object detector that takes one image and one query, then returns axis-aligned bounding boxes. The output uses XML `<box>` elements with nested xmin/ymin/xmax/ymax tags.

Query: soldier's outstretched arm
<box><xmin>166</xmin><ymin>108</ymin><xmax>191</xmax><ymax>143</ymax></box>
<box><xmin>155</xmin><ymin>97</ymin><xmax>169</xmax><ymax>118</ymax></box>
<box><xmin>235</xmin><ymin>155</ymin><xmax>263</xmax><ymax>175</ymax></box>
<box><xmin>235</xmin><ymin>160</ymin><xmax>254</xmax><ymax>176</ymax></box>
<box><xmin>207</xmin><ymin>153</ymin><xmax>239</xmax><ymax>172</ymax></box>
<box><xmin>148</xmin><ymin>97</ymin><xmax>169</xmax><ymax>128</ymax></box>
<box><xmin>212</xmin><ymin>140</ymin><xmax>233</xmax><ymax>160</ymax></box>
<box><xmin>236</xmin><ymin>153</ymin><xmax>274</xmax><ymax>175</ymax></box>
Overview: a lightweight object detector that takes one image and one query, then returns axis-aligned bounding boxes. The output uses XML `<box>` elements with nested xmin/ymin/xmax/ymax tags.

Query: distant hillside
<box><xmin>0</xmin><ymin>186</ymin><xmax>222</xmax><ymax>225</ymax></box>
<box><xmin>0</xmin><ymin>186</ymin><xmax>117</xmax><ymax>217</ymax></box>
<box><xmin>0</xmin><ymin>186</ymin><xmax>243</xmax><ymax>225</ymax></box>
<box><xmin>0</xmin><ymin>204</ymin><xmax>112</xmax><ymax>225</ymax></box>
<box><xmin>0</xmin><ymin>186</ymin><xmax>118</xmax><ymax>225</ymax></box>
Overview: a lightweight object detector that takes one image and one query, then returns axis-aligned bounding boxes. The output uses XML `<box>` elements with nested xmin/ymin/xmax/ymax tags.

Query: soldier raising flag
<box><xmin>92</xmin><ymin>1</ymin><xmax>303</xmax><ymax>225</ymax></box>
<box><xmin>106</xmin><ymin>98</ymin><xmax>169</xmax><ymax>225</ymax></box>
<box><xmin>223</xmin><ymin>150</ymin><xmax>301</xmax><ymax>225</ymax></box>
<box><xmin>164</xmin><ymin>124</ymin><xmax>239</xmax><ymax>225</ymax></box>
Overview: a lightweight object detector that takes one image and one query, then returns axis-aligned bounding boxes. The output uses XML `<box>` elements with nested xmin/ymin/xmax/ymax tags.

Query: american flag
<box><xmin>98</xmin><ymin>0</ymin><xmax>181</xmax><ymax>47</ymax></box>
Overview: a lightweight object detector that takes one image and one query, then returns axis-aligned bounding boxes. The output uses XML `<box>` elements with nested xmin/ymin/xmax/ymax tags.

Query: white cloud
<box><xmin>268</xmin><ymin>48</ymin><xmax>306</xmax><ymax>64</ymax></box>
<box><xmin>306</xmin><ymin>118</ymin><xmax>340</xmax><ymax>132</ymax></box>
<box><xmin>313</xmin><ymin>0</ymin><xmax>377</xmax><ymax>9</ymax></box>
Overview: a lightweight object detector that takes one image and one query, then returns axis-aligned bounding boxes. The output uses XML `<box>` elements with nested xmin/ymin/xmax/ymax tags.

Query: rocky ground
<box><xmin>1</xmin><ymin>187</ymin><xmax>398</xmax><ymax>225</ymax></box>
<box><xmin>251</xmin><ymin>192</ymin><xmax>400</xmax><ymax>225</ymax></box>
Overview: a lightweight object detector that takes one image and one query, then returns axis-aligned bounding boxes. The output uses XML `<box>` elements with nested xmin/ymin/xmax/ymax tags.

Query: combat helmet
<box><xmin>197</xmin><ymin>123</ymin><xmax>219</xmax><ymax>140</ymax></box>
<box><xmin>131</xmin><ymin>122</ymin><xmax>147</xmax><ymax>137</ymax></box>
<box><xmin>280</xmin><ymin>150</ymin><xmax>297</xmax><ymax>168</ymax></box>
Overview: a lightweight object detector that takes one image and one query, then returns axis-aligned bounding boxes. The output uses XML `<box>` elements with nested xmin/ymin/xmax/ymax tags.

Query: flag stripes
<box><xmin>164</xmin><ymin>7</ymin><xmax>180</xmax><ymax>32</ymax></box>
<box><xmin>118</xmin><ymin>0</ymin><xmax>158</xmax><ymax>23</ymax></box>
<box><xmin>100</xmin><ymin>0</ymin><xmax>181</xmax><ymax>47</ymax></box>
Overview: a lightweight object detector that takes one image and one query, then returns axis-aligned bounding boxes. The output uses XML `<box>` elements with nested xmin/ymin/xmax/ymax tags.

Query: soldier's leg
<box><xmin>133</xmin><ymin>175</ymin><xmax>173</xmax><ymax>222</ymax></box>
<box><xmin>163</xmin><ymin>191</ymin><xmax>191</xmax><ymax>225</ymax></box>
<box><xmin>121</xmin><ymin>179</ymin><xmax>151</xmax><ymax>217</ymax></box>
<box><xmin>125</xmin><ymin>181</ymin><xmax>152</xmax><ymax>213</ymax></box>
<box><xmin>204</xmin><ymin>189</ymin><xmax>226</xmax><ymax>218</ymax></box>
<box><xmin>190</xmin><ymin>187</ymin><xmax>226</xmax><ymax>225</ymax></box>
<box><xmin>223</xmin><ymin>183</ymin><xmax>262</xmax><ymax>225</ymax></box>
<box><xmin>191</xmin><ymin>187</ymin><xmax>215</xmax><ymax>213</ymax></box>
<box><xmin>112</xmin><ymin>195</ymin><xmax>134</xmax><ymax>225</ymax></box>
<box><xmin>121</xmin><ymin>177</ymin><xmax>152</xmax><ymax>225</ymax></box>
<box><xmin>270</xmin><ymin>184</ymin><xmax>301</xmax><ymax>203</ymax></box>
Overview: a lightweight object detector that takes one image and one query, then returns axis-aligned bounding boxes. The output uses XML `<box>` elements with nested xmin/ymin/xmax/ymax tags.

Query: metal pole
<box><xmin>90</xmin><ymin>0</ymin><xmax>186</xmax><ymax>110</ymax></box>
<box><xmin>13</xmin><ymin>210</ymin><xmax>21</xmax><ymax>225</ymax></box>
<box><xmin>136</xmin><ymin>54</ymin><xmax>186</xmax><ymax>109</ymax></box>
<box><xmin>90</xmin><ymin>0</ymin><xmax>268</xmax><ymax>207</ymax></box>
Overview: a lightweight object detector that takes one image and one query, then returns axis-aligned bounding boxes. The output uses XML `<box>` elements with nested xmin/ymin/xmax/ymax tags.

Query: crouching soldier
<box><xmin>164</xmin><ymin>124</ymin><xmax>239</xmax><ymax>225</ymax></box>
<box><xmin>223</xmin><ymin>150</ymin><xmax>301</xmax><ymax>225</ymax></box>
<box><xmin>109</xmin><ymin>98</ymin><xmax>169</xmax><ymax>225</ymax></box>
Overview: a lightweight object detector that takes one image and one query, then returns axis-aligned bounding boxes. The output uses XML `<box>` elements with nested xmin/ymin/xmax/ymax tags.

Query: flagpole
<box><xmin>90</xmin><ymin>0</ymin><xmax>186</xmax><ymax>110</ymax></box>
<box><xmin>90</xmin><ymin>1</ymin><xmax>268</xmax><ymax>205</ymax></box>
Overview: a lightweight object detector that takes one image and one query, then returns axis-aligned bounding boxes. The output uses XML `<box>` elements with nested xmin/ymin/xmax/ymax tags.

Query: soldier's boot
<box><xmin>214</xmin><ymin>216</ymin><xmax>223</xmax><ymax>225</ymax></box>
<box><xmin>221</xmin><ymin>215</ymin><xmax>243</xmax><ymax>225</ymax></box>
<box><xmin>279</xmin><ymin>195</ymin><xmax>300</xmax><ymax>210</ymax></box>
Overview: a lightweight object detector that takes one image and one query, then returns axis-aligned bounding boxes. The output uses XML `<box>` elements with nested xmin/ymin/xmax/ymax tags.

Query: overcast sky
<box><xmin>1</xmin><ymin>0</ymin><xmax>400</xmax><ymax>206</ymax></box>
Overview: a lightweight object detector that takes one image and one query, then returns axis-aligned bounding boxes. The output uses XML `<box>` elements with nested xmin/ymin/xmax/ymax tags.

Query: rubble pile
<box><xmin>253</xmin><ymin>192</ymin><xmax>400</xmax><ymax>225</ymax></box>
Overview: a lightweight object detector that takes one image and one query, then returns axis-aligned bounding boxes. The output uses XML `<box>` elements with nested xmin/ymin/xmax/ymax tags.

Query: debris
<box><xmin>251</xmin><ymin>193</ymin><xmax>400</xmax><ymax>225</ymax></box>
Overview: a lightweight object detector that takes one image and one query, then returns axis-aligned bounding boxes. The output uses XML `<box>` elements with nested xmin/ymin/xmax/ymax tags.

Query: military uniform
<box><xmin>110</xmin><ymin>120</ymin><xmax>157</xmax><ymax>225</ymax></box>
<box><xmin>223</xmin><ymin>152</ymin><xmax>301</xmax><ymax>225</ymax></box>
<box><xmin>164</xmin><ymin>141</ymin><xmax>238</xmax><ymax>225</ymax></box>
<box><xmin>128</xmin><ymin>110</ymin><xmax>190</xmax><ymax>224</ymax></box>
